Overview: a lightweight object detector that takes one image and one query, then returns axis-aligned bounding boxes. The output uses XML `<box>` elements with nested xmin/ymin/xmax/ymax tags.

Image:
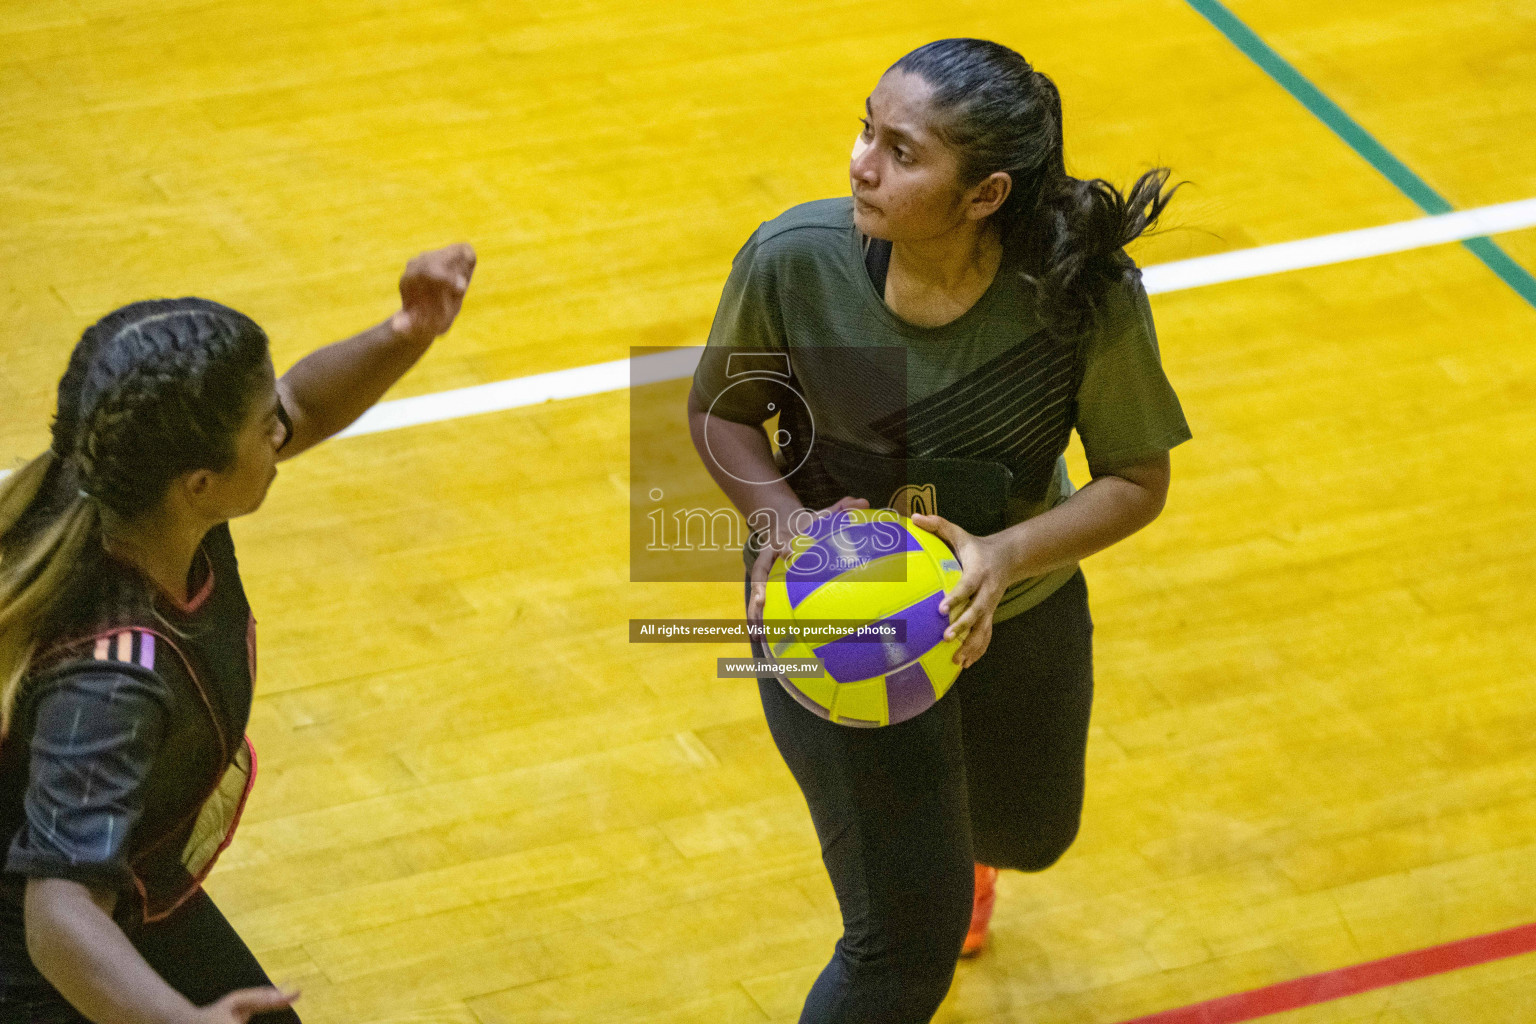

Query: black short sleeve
<box><xmin>1074</xmin><ymin>271</ymin><xmax>1192</xmax><ymax>476</ymax></box>
<box><xmin>6</xmin><ymin>667</ymin><xmax>169</xmax><ymax>889</ymax></box>
<box><xmin>691</xmin><ymin>228</ymin><xmax>792</xmax><ymax>426</ymax></box>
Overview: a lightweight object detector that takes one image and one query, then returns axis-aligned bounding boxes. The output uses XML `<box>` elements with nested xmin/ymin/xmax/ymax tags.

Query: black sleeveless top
<box><xmin>0</xmin><ymin>524</ymin><xmax>257</xmax><ymax>987</ymax></box>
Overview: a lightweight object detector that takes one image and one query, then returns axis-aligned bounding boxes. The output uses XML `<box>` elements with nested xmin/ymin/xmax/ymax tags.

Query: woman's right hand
<box><xmin>388</xmin><ymin>243</ymin><xmax>477</xmax><ymax>347</ymax></box>
<box><xmin>747</xmin><ymin>496</ymin><xmax>871</xmax><ymax>627</ymax></box>
<box><xmin>193</xmin><ymin>986</ymin><xmax>299</xmax><ymax>1023</ymax></box>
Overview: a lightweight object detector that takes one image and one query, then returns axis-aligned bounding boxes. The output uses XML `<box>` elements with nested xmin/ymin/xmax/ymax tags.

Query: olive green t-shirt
<box><xmin>692</xmin><ymin>197</ymin><xmax>1191</xmax><ymax>622</ymax></box>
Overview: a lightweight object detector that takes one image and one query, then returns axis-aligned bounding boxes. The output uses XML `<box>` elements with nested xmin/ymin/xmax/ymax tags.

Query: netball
<box><xmin>761</xmin><ymin>508</ymin><xmax>966</xmax><ymax>727</ymax></box>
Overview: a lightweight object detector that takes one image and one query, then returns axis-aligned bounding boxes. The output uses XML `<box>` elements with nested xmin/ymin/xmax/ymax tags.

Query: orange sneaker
<box><xmin>960</xmin><ymin>863</ymin><xmax>998</xmax><ymax>958</ymax></box>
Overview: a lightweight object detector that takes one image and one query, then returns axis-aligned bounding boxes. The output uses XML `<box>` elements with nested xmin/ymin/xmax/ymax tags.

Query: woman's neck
<box><xmin>101</xmin><ymin>508</ymin><xmax>210</xmax><ymax>608</ymax></box>
<box><xmin>885</xmin><ymin>221</ymin><xmax>1004</xmax><ymax>329</ymax></box>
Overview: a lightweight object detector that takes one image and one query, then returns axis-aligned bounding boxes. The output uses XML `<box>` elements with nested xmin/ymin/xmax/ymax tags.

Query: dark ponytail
<box><xmin>892</xmin><ymin>38</ymin><xmax>1178</xmax><ymax>338</ymax></box>
<box><xmin>0</xmin><ymin>298</ymin><xmax>270</xmax><ymax>732</ymax></box>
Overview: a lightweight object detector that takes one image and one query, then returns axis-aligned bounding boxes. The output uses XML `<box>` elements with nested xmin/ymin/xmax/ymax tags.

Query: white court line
<box><xmin>3</xmin><ymin>196</ymin><xmax>1535</xmax><ymax>479</ymax></box>
<box><xmin>333</xmin><ymin>345</ymin><xmax>706</xmax><ymax>439</ymax></box>
<box><xmin>1139</xmin><ymin>196</ymin><xmax>1536</xmax><ymax>293</ymax></box>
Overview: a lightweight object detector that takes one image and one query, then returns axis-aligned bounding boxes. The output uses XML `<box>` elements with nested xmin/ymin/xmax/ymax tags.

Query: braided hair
<box><xmin>891</xmin><ymin>39</ymin><xmax>1179</xmax><ymax>340</ymax></box>
<box><xmin>0</xmin><ymin>298</ymin><xmax>270</xmax><ymax>732</ymax></box>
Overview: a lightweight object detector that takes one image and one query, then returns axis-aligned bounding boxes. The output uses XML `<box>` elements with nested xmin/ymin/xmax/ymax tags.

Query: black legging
<box><xmin>748</xmin><ymin>569</ymin><xmax>1095</xmax><ymax>1024</ymax></box>
<box><xmin>0</xmin><ymin>888</ymin><xmax>300</xmax><ymax>1024</ymax></box>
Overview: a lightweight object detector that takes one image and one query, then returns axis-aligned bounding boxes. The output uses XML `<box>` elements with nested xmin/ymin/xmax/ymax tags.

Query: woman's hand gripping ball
<box><xmin>910</xmin><ymin>513</ymin><xmax>1010</xmax><ymax>670</ymax></box>
<box><xmin>747</xmin><ymin>496</ymin><xmax>871</xmax><ymax>631</ymax></box>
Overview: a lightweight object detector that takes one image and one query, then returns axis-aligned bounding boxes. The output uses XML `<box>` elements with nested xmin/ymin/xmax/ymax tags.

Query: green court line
<box><xmin>1184</xmin><ymin>0</ymin><xmax>1536</xmax><ymax>308</ymax></box>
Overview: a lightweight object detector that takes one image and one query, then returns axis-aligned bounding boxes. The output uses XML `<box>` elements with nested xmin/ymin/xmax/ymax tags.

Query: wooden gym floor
<box><xmin>2</xmin><ymin>0</ymin><xmax>1534</xmax><ymax>1020</ymax></box>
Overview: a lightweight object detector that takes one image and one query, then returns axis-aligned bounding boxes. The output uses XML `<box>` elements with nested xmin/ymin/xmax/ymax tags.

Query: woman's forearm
<box><xmin>687</xmin><ymin>395</ymin><xmax>805</xmax><ymax>545</ymax></box>
<box><xmin>996</xmin><ymin>455</ymin><xmax>1170</xmax><ymax>585</ymax></box>
<box><xmin>25</xmin><ymin>878</ymin><xmax>197</xmax><ymax>1024</ymax></box>
<box><xmin>276</xmin><ymin>318</ymin><xmax>429</xmax><ymax>454</ymax></box>
<box><xmin>275</xmin><ymin>242</ymin><xmax>475</xmax><ymax>458</ymax></box>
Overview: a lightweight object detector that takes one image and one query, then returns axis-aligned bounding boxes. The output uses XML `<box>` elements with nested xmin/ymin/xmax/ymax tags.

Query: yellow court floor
<box><xmin>2</xmin><ymin>1</ymin><xmax>1535</xmax><ymax>1022</ymax></box>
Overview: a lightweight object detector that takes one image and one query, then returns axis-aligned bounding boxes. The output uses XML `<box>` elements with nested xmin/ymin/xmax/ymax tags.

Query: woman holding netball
<box><xmin>688</xmin><ymin>39</ymin><xmax>1190</xmax><ymax>1023</ymax></box>
<box><xmin>0</xmin><ymin>243</ymin><xmax>474</xmax><ymax>1023</ymax></box>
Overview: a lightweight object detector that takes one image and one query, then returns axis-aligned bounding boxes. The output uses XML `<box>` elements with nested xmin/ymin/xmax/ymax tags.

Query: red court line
<box><xmin>1117</xmin><ymin>921</ymin><xmax>1536</xmax><ymax>1023</ymax></box>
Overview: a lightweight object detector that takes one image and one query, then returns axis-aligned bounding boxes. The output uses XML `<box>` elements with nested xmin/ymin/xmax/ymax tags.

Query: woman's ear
<box><xmin>184</xmin><ymin>469</ymin><xmax>215</xmax><ymax>499</ymax></box>
<box><xmin>966</xmin><ymin>171</ymin><xmax>1012</xmax><ymax>221</ymax></box>
<box><xmin>175</xmin><ymin>469</ymin><xmax>220</xmax><ymax>518</ymax></box>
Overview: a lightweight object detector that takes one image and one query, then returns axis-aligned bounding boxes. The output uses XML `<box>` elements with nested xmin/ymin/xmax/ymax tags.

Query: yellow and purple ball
<box><xmin>762</xmin><ymin>508</ymin><xmax>965</xmax><ymax>727</ymax></box>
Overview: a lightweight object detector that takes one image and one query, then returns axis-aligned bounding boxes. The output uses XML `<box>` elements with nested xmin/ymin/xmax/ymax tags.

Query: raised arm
<box><xmin>275</xmin><ymin>243</ymin><xmax>476</xmax><ymax>460</ymax></box>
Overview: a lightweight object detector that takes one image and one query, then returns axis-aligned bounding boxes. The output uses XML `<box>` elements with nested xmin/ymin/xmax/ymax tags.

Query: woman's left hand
<box><xmin>389</xmin><ymin>243</ymin><xmax>477</xmax><ymax>345</ymax></box>
<box><xmin>910</xmin><ymin>513</ymin><xmax>1011</xmax><ymax>669</ymax></box>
